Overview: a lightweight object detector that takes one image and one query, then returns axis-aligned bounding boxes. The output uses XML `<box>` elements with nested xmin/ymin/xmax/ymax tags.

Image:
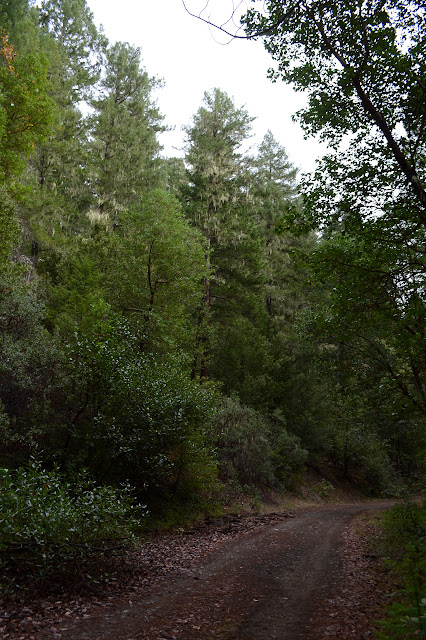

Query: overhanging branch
<box><xmin>181</xmin><ymin>0</ymin><xmax>297</xmax><ymax>41</ymax></box>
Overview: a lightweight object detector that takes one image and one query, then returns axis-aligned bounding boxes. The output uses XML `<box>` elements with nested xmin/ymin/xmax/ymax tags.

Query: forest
<box><xmin>0</xmin><ymin>0</ymin><xmax>425</xmax><ymax>594</ymax></box>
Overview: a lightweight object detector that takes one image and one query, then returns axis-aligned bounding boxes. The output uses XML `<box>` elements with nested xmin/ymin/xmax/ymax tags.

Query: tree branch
<box><xmin>352</xmin><ymin>78</ymin><xmax>426</xmax><ymax>217</ymax></box>
<box><xmin>181</xmin><ymin>0</ymin><xmax>298</xmax><ymax>41</ymax></box>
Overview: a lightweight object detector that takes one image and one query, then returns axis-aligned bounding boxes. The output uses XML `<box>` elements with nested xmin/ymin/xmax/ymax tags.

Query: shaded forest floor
<box><xmin>0</xmin><ymin>500</ymin><xmax>396</xmax><ymax>640</ymax></box>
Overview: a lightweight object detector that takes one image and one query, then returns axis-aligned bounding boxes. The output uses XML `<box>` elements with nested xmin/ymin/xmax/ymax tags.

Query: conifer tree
<box><xmin>252</xmin><ymin>131</ymin><xmax>309</xmax><ymax>323</ymax></box>
<box><xmin>0</xmin><ymin>28</ymin><xmax>54</xmax><ymax>270</ymax></box>
<box><xmin>29</xmin><ymin>0</ymin><xmax>105</xmax><ymax>220</ymax></box>
<box><xmin>183</xmin><ymin>88</ymin><xmax>262</xmax><ymax>380</ymax></box>
<box><xmin>38</xmin><ymin>0</ymin><xmax>104</xmax><ymax>101</ymax></box>
<box><xmin>88</xmin><ymin>42</ymin><xmax>165</xmax><ymax>222</ymax></box>
<box><xmin>0</xmin><ymin>0</ymin><xmax>30</xmax><ymax>42</ymax></box>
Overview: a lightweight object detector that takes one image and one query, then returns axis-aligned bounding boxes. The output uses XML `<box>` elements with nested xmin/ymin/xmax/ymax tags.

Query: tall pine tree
<box><xmin>88</xmin><ymin>41</ymin><xmax>165</xmax><ymax>222</ymax></box>
<box><xmin>183</xmin><ymin>88</ymin><xmax>267</xmax><ymax>388</ymax></box>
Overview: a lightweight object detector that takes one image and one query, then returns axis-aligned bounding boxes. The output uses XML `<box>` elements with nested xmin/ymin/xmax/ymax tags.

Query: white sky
<box><xmin>86</xmin><ymin>0</ymin><xmax>328</xmax><ymax>173</ymax></box>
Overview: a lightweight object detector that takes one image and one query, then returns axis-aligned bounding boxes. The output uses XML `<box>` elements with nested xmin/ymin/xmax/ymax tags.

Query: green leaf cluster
<box><xmin>0</xmin><ymin>460</ymin><xmax>142</xmax><ymax>593</ymax></box>
<box><xmin>377</xmin><ymin>500</ymin><xmax>426</xmax><ymax>638</ymax></box>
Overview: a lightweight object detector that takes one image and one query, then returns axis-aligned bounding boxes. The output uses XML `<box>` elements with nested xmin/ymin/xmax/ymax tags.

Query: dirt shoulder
<box><xmin>0</xmin><ymin>501</ymin><xmax>395</xmax><ymax>640</ymax></box>
<box><xmin>304</xmin><ymin>507</ymin><xmax>395</xmax><ymax>639</ymax></box>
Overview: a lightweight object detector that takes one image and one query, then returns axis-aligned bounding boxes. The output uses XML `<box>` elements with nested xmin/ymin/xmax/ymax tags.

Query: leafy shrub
<box><xmin>65</xmin><ymin>314</ymin><xmax>218</xmax><ymax>502</ymax></box>
<box><xmin>0</xmin><ymin>460</ymin><xmax>143</xmax><ymax>593</ymax></box>
<box><xmin>0</xmin><ymin>276</ymin><xmax>66</xmax><ymax>465</ymax></box>
<box><xmin>376</xmin><ymin>500</ymin><xmax>426</xmax><ymax>639</ymax></box>
<box><xmin>211</xmin><ymin>396</ymin><xmax>275</xmax><ymax>488</ymax></box>
<box><xmin>211</xmin><ymin>396</ymin><xmax>307</xmax><ymax>490</ymax></box>
<box><xmin>269</xmin><ymin>410</ymin><xmax>308</xmax><ymax>488</ymax></box>
<box><xmin>312</xmin><ymin>479</ymin><xmax>334</xmax><ymax>501</ymax></box>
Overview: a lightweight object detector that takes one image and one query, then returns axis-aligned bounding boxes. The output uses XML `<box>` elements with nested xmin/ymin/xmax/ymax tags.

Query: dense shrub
<box><xmin>0</xmin><ymin>287</ymin><xmax>219</xmax><ymax>508</ymax></box>
<box><xmin>0</xmin><ymin>461</ymin><xmax>142</xmax><ymax>593</ymax></box>
<box><xmin>211</xmin><ymin>396</ymin><xmax>307</xmax><ymax>490</ymax></box>
<box><xmin>269</xmin><ymin>410</ymin><xmax>308</xmax><ymax>487</ymax></box>
<box><xmin>0</xmin><ymin>276</ymin><xmax>66</xmax><ymax>465</ymax></box>
<box><xmin>328</xmin><ymin>421</ymin><xmax>393</xmax><ymax>491</ymax></box>
<box><xmin>376</xmin><ymin>500</ymin><xmax>426</xmax><ymax>639</ymax></box>
<box><xmin>65</xmin><ymin>315</ymin><xmax>218</xmax><ymax>500</ymax></box>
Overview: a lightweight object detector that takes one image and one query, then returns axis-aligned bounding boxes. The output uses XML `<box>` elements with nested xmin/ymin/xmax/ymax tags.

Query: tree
<box><xmin>0</xmin><ymin>30</ymin><xmax>54</xmax><ymax>268</ymax></box>
<box><xmin>184</xmin><ymin>88</ymin><xmax>254</xmax><ymax>240</ymax></box>
<box><xmin>0</xmin><ymin>32</ymin><xmax>53</xmax><ymax>182</ymax></box>
<box><xmin>38</xmin><ymin>0</ymin><xmax>104</xmax><ymax>103</ymax></box>
<box><xmin>243</xmin><ymin>1</ymin><xmax>426</xmax><ymax>430</ymax></box>
<box><xmin>62</xmin><ymin>313</ymin><xmax>217</xmax><ymax>500</ymax></box>
<box><xmin>251</xmin><ymin>130</ymin><xmax>304</xmax><ymax>320</ymax></box>
<box><xmin>244</xmin><ymin>0</ymin><xmax>426</xmax><ymax>210</ymax></box>
<box><xmin>95</xmin><ymin>189</ymin><xmax>208</xmax><ymax>358</ymax></box>
<box><xmin>0</xmin><ymin>0</ymin><xmax>30</xmax><ymax>42</ymax></box>
<box><xmin>0</xmin><ymin>273</ymin><xmax>65</xmax><ymax>465</ymax></box>
<box><xmin>88</xmin><ymin>42</ymin><xmax>165</xmax><ymax>221</ymax></box>
<box><xmin>183</xmin><ymin>88</ymin><xmax>264</xmax><ymax>380</ymax></box>
<box><xmin>28</xmin><ymin>0</ymin><xmax>105</xmax><ymax>221</ymax></box>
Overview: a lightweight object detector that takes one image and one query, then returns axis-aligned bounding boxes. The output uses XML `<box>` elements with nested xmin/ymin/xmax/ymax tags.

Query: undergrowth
<box><xmin>0</xmin><ymin>460</ymin><xmax>144</xmax><ymax>595</ymax></box>
<box><xmin>376</xmin><ymin>499</ymin><xmax>426</xmax><ymax>639</ymax></box>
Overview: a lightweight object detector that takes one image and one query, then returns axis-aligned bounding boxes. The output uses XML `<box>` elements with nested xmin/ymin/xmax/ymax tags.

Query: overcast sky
<box><xmin>86</xmin><ymin>0</ymin><xmax>327</xmax><ymax>173</ymax></box>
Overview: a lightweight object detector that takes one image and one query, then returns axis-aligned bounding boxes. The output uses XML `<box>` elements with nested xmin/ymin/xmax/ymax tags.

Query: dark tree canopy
<box><xmin>243</xmin><ymin>0</ymin><xmax>426</xmax><ymax>213</ymax></box>
<box><xmin>239</xmin><ymin>0</ymin><xmax>426</xmax><ymax>423</ymax></box>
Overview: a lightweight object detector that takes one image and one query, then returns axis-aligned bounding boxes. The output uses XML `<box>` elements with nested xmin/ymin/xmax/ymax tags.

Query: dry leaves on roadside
<box><xmin>305</xmin><ymin>513</ymin><xmax>394</xmax><ymax>640</ymax></box>
<box><xmin>0</xmin><ymin>512</ymin><xmax>292</xmax><ymax>639</ymax></box>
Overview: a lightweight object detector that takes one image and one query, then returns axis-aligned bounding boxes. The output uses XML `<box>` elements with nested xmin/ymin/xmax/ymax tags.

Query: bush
<box><xmin>327</xmin><ymin>419</ymin><xmax>393</xmax><ymax>492</ymax></box>
<box><xmin>0</xmin><ymin>276</ymin><xmax>66</xmax><ymax>465</ymax></box>
<box><xmin>211</xmin><ymin>396</ymin><xmax>307</xmax><ymax>490</ymax></box>
<box><xmin>66</xmin><ymin>315</ymin><xmax>218</xmax><ymax>500</ymax></box>
<box><xmin>211</xmin><ymin>396</ymin><xmax>275</xmax><ymax>488</ymax></box>
<box><xmin>269</xmin><ymin>410</ymin><xmax>308</xmax><ymax>488</ymax></box>
<box><xmin>376</xmin><ymin>500</ymin><xmax>426</xmax><ymax>639</ymax></box>
<box><xmin>0</xmin><ymin>460</ymin><xmax>143</xmax><ymax>594</ymax></box>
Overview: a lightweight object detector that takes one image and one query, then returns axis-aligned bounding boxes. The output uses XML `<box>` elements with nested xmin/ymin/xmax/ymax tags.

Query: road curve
<box><xmin>56</xmin><ymin>502</ymin><xmax>394</xmax><ymax>640</ymax></box>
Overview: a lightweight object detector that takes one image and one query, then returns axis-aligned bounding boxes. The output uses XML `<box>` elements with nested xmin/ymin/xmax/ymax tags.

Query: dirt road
<box><xmin>53</xmin><ymin>502</ymin><xmax>393</xmax><ymax>640</ymax></box>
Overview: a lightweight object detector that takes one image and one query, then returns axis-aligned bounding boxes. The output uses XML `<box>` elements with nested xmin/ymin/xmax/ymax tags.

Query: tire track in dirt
<box><xmin>55</xmin><ymin>501</ymin><xmax>394</xmax><ymax>640</ymax></box>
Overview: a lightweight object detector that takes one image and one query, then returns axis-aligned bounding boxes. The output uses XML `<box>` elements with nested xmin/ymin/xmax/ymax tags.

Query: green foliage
<box><xmin>0</xmin><ymin>460</ymin><xmax>142</xmax><ymax>593</ymax></box>
<box><xmin>0</xmin><ymin>275</ymin><xmax>65</xmax><ymax>464</ymax></box>
<box><xmin>0</xmin><ymin>32</ymin><xmax>54</xmax><ymax>266</ymax></box>
<box><xmin>244</xmin><ymin>0</ymin><xmax>426</xmax><ymax>489</ymax></box>
<box><xmin>65</xmin><ymin>313</ymin><xmax>217</xmax><ymax>499</ymax></box>
<box><xmin>312</xmin><ymin>479</ymin><xmax>334</xmax><ymax>501</ymax></box>
<box><xmin>0</xmin><ymin>33</ymin><xmax>54</xmax><ymax>178</ymax></box>
<box><xmin>376</xmin><ymin>500</ymin><xmax>426</xmax><ymax>639</ymax></box>
<box><xmin>211</xmin><ymin>316</ymin><xmax>276</xmax><ymax>408</ymax></box>
<box><xmin>0</xmin><ymin>0</ymin><xmax>422</xmax><ymax>550</ymax></box>
<box><xmin>0</xmin><ymin>185</ymin><xmax>20</xmax><ymax>271</ymax></box>
<box><xmin>211</xmin><ymin>396</ymin><xmax>307</xmax><ymax>490</ymax></box>
<box><xmin>88</xmin><ymin>42</ymin><xmax>165</xmax><ymax>219</ymax></box>
<box><xmin>182</xmin><ymin>88</ymin><xmax>297</xmax><ymax>399</ymax></box>
<box><xmin>47</xmin><ymin>252</ymin><xmax>108</xmax><ymax>334</ymax></box>
<box><xmin>212</xmin><ymin>396</ymin><xmax>275</xmax><ymax>488</ymax></box>
<box><xmin>38</xmin><ymin>0</ymin><xmax>105</xmax><ymax>101</ymax></box>
<box><xmin>251</xmin><ymin>131</ymin><xmax>309</xmax><ymax>325</ymax></box>
<box><xmin>245</xmin><ymin>0</ymin><xmax>426</xmax><ymax>173</ymax></box>
<box><xmin>0</xmin><ymin>0</ymin><xmax>29</xmax><ymax>38</ymax></box>
<box><xmin>105</xmin><ymin>189</ymin><xmax>208</xmax><ymax>355</ymax></box>
<box><xmin>269</xmin><ymin>410</ymin><xmax>309</xmax><ymax>487</ymax></box>
<box><xmin>303</xmin><ymin>222</ymin><xmax>426</xmax><ymax>424</ymax></box>
<box><xmin>183</xmin><ymin>87</ymin><xmax>257</xmax><ymax>269</ymax></box>
<box><xmin>328</xmin><ymin>419</ymin><xmax>392</xmax><ymax>491</ymax></box>
<box><xmin>27</xmin><ymin>0</ymin><xmax>105</xmax><ymax>228</ymax></box>
<box><xmin>184</xmin><ymin>88</ymin><xmax>254</xmax><ymax>227</ymax></box>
